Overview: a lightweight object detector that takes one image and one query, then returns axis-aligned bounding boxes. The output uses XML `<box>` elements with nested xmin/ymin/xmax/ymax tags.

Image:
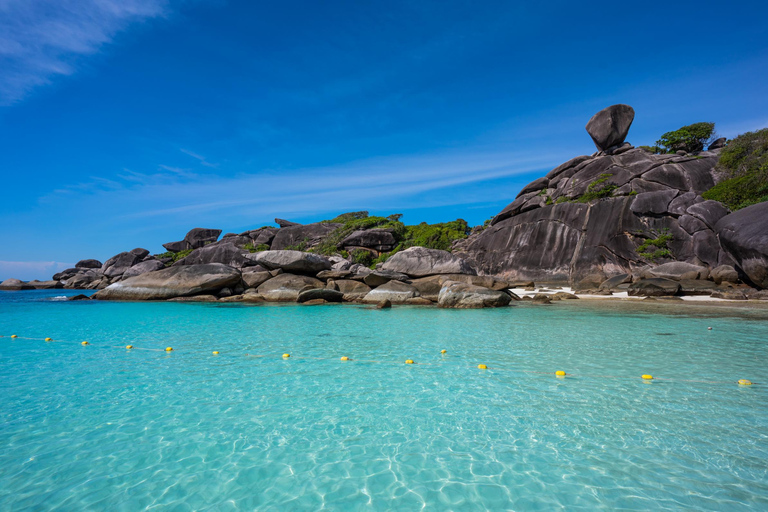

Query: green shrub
<box><xmin>400</xmin><ymin>220</ymin><xmax>470</xmax><ymax>251</ymax></box>
<box><xmin>154</xmin><ymin>249</ymin><xmax>193</xmax><ymax>263</ymax></box>
<box><xmin>656</xmin><ymin>122</ymin><xmax>716</xmax><ymax>153</ymax></box>
<box><xmin>636</xmin><ymin>230</ymin><xmax>673</xmax><ymax>261</ymax></box>
<box><xmin>702</xmin><ymin>128</ymin><xmax>768</xmax><ymax>210</ymax></box>
<box><xmin>575</xmin><ymin>173</ymin><xmax>617</xmax><ymax>202</ymax></box>
<box><xmin>244</xmin><ymin>243</ymin><xmax>270</xmax><ymax>253</ymax></box>
<box><xmin>349</xmin><ymin>249</ymin><xmax>373</xmax><ymax>266</ymax></box>
<box><xmin>285</xmin><ymin>238</ymin><xmax>309</xmax><ymax>251</ymax></box>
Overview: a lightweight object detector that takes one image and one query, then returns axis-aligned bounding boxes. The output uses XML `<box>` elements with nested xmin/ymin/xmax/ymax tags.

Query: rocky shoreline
<box><xmin>2</xmin><ymin>105</ymin><xmax>767</xmax><ymax>307</ymax></box>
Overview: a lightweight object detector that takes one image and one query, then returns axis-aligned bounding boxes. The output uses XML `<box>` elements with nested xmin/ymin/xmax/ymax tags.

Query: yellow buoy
<box><xmin>478</xmin><ymin>364</ymin><xmax>488</xmax><ymax>370</ymax></box>
<box><xmin>441</xmin><ymin>349</ymin><xmax>447</xmax><ymax>354</ymax></box>
<box><xmin>81</xmin><ymin>341</ymin><xmax>89</xmax><ymax>346</ymax></box>
<box><xmin>165</xmin><ymin>347</ymin><xmax>173</xmax><ymax>352</ymax></box>
<box><xmin>405</xmin><ymin>359</ymin><xmax>414</xmax><ymax>364</ymax></box>
<box><xmin>555</xmin><ymin>370</ymin><xmax>566</xmax><ymax>377</ymax></box>
<box><xmin>212</xmin><ymin>351</ymin><xmax>219</xmax><ymax>355</ymax></box>
<box><xmin>11</xmin><ymin>335</ymin><xmax>17</xmax><ymax>338</ymax></box>
<box><xmin>126</xmin><ymin>345</ymin><xmax>133</xmax><ymax>349</ymax></box>
<box><xmin>642</xmin><ymin>374</ymin><xmax>653</xmax><ymax>380</ymax></box>
<box><xmin>340</xmin><ymin>356</ymin><xmax>349</xmax><ymax>361</ymax></box>
<box><xmin>283</xmin><ymin>353</ymin><xmax>290</xmax><ymax>358</ymax></box>
<box><xmin>44</xmin><ymin>337</ymin><xmax>52</xmax><ymax>341</ymax></box>
<box><xmin>738</xmin><ymin>379</ymin><xmax>753</xmax><ymax>386</ymax></box>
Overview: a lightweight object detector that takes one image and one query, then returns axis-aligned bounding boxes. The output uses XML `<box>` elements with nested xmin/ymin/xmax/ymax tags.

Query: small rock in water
<box><xmin>376</xmin><ymin>299</ymin><xmax>392</xmax><ymax>309</ymax></box>
<box><xmin>68</xmin><ymin>294</ymin><xmax>90</xmax><ymax>301</ymax></box>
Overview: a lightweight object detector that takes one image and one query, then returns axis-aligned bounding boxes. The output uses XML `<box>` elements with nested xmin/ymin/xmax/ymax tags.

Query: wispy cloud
<box><xmin>0</xmin><ymin>260</ymin><xmax>72</xmax><ymax>281</ymax></box>
<box><xmin>38</xmin><ymin>146</ymin><xmax>569</xmax><ymax>226</ymax></box>
<box><xmin>180</xmin><ymin>148</ymin><xmax>219</xmax><ymax>168</ymax></box>
<box><xmin>0</xmin><ymin>0</ymin><xmax>167</xmax><ymax>105</ymax></box>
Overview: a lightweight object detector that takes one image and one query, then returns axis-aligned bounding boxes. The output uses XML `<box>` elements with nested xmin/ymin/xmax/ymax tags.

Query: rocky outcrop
<box><xmin>333</xmin><ymin>280</ymin><xmax>372</xmax><ymax>301</ymax></box>
<box><xmin>269</xmin><ymin>222</ymin><xmax>340</xmax><ymax>250</ymax></box>
<box><xmin>175</xmin><ymin>242</ymin><xmax>252</xmax><ymax>269</ymax></box>
<box><xmin>0</xmin><ymin>278</ymin><xmax>35</xmax><ymax>290</ymax></box>
<box><xmin>340</xmin><ymin>229</ymin><xmax>396</xmax><ymax>252</ymax></box>
<box><xmin>101</xmin><ymin>251</ymin><xmax>141</xmax><ymax>278</ymax></box>
<box><xmin>437</xmin><ymin>281</ymin><xmax>511</xmax><ymax>308</ymax></box>
<box><xmin>361</xmin><ymin>280</ymin><xmax>420</xmax><ymax>304</ymax></box>
<box><xmin>92</xmin><ymin>264</ymin><xmax>241</xmax><ymax>300</ymax></box>
<box><xmin>163</xmin><ymin>227</ymin><xmax>222</xmax><ymax>252</ymax></box>
<box><xmin>627</xmin><ymin>278</ymin><xmax>681</xmax><ymax>296</ymax></box>
<box><xmin>122</xmin><ymin>259</ymin><xmax>165</xmax><ymax>279</ymax></box>
<box><xmin>715</xmin><ymin>202</ymin><xmax>768</xmax><ymax>288</ymax></box>
<box><xmin>296</xmin><ymin>288</ymin><xmax>344</xmax><ymax>303</ymax></box>
<box><xmin>75</xmin><ymin>259</ymin><xmax>102</xmax><ymax>269</ymax></box>
<box><xmin>256</xmin><ymin>273</ymin><xmax>324</xmax><ymax>301</ymax></box>
<box><xmin>251</xmin><ymin>250</ymin><xmax>331</xmax><ymax>274</ymax></box>
<box><xmin>458</xmin><ymin>105</ymin><xmax>733</xmax><ymax>286</ymax></box>
<box><xmin>585</xmin><ymin>104</ymin><xmax>635</xmax><ymax>152</ymax></box>
<box><xmin>381</xmin><ymin>247</ymin><xmax>476</xmax><ymax>277</ymax></box>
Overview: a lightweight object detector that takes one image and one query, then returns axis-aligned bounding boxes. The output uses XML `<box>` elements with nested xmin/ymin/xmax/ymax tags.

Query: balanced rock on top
<box><xmin>585</xmin><ymin>104</ymin><xmax>635</xmax><ymax>152</ymax></box>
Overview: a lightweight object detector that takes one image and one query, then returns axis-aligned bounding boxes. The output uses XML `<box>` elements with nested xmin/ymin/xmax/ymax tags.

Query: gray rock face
<box><xmin>130</xmin><ymin>248</ymin><xmax>150</xmax><ymax>259</ymax></box>
<box><xmin>122</xmin><ymin>259</ymin><xmax>166</xmax><ymax>279</ymax></box>
<box><xmin>340</xmin><ymin>229</ymin><xmax>396</xmax><ymax>251</ymax></box>
<box><xmin>644</xmin><ymin>262</ymin><xmax>708</xmax><ymax>281</ymax></box>
<box><xmin>334</xmin><ymin>280</ymin><xmax>372</xmax><ymax>301</ymax></box>
<box><xmin>64</xmin><ymin>270</ymin><xmax>104</xmax><ymax>289</ymax></box>
<box><xmin>297</xmin><ymin>288</ymin><xmax>344</xmax><ymax>303</ymax></box>
<box><xmin>75</xmin><ymin>259</ymin><xmax>102</xmax><ymax>269</ymax></box>
<box><xmin>361</xmin><ymin>280</ymin><xmax>420</xmax><ymax>304</ymax></box>
<box><xmin>184</xmin><ymin>228</ymin><xmax>222</xmax><ymax>249</ymax></box>
<box><xmin>715</xmin><ymin>202</ymin><xmax>768</xmax><ymax>288</ymax></box>
<box><xmin>381</xmin><ymin>247</ymin><xmax>476</xmax><ymax>277</ymax></box>
<box><xmin>710</xmin><ymin>265</ymin><xmax>739</xmax><ymax>285</ymax></box>
<box><xmin>241</xmin><ymin>270</ymin><xmax>272</xmax><ymax>289</ymax></box>
<box><xmin>627</xmin><ymin>278</ymin><xmax>681</xmax><ymax>296</ymax></box>
<box><xmin>363</xmin><ymin>270</ymin><xmax>410</xmax><ymax>287</ymax></box>
<box><xmin>270</xmin><ymin>223</ymin><xmax>340</xmax><ymax>250</ymax></box>
<box><xmin>0</xmin><ymin>278</ymin><xmax>35</xmax><ymax>290</ymax></box>
<box><xmin>437</xmin><ymin>281</ymin><xmax>511</xmax><ymax>308</ymax></box>
<box><xmin>251</xmin><ymin>250</ymin><xmax>332</xmax><ymax>274</ymax></box>
<box><xmin>101</xmin><ymin>252</ymin><xmax>140</xmax><ymax>278</ymax></box>
<box><xmin>162</xmin><ymin>240</ymin><xmax>189</xmax><ymax>252</ymax></box>
<box><xmin>686</xmin><ymin>200</ymin><xmax>729</xmax><ymax>229</ymax></box>
<box><xmin>708</xmin><ymin>138</ymin><xmax>727</xmax><ymax>150</ymax></box>
<box><xmin>585</xmin><ymin>104</ymin><xmax>635</xmax><ymax>151</ymax></box>
<box><xmin>93</xmin><ymin>264</ymin><xmax>241</xmax><ymax>300</ymax></box>
<box><xmin>275</xmin><ymin>218</ymin><xmax>300</xmax><ymax>228</ymax></box>
<box><xmin>257</xmin><ymin>273</ymin><xmax>324</xmax><ymax>302</ymax></box>
<box><xmin>175</xmin><ymin>242</ymin><xmax>251</xmax><ymax>269</ymax></box>
<box><xmin>460</xmin><ymin>146</ymin><xmax>726</xmax><ymax>284</ymax></box>
<box><xmin>28</xmin><ymin>280</ymin><xmax>64</xmax><ymax>289</ymax></box>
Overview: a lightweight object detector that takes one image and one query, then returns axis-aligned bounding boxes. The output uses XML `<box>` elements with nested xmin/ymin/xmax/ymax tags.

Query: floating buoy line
<box><xmin>0</xmin><ymin>334</ymin><xmax>756</xmax><ymax>387</ymax></box>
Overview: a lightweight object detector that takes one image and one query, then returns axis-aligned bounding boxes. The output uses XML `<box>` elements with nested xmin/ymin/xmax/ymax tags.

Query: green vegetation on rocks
<box><xmin>636</xmin><ymin>230</ymin><xmax>673</xmax><ymax>261</ymax></box>
<box><xmin>155</xmin><ymin>249</ymin><xmax>192</xmax><ymax>263</ymax></box>
<box><xmin>703</xmin><ymin>128</ymin><xmax>768</xmax><ymax>210</ymax></box>
<box><xmin>655</xmin><ymin>122</ymin><xmax>716</xmax><ymax>154</ymax></box>
<box><xmin>576</xmin><ymin>173</ymin><xmax>617</xmax><ymax>202</ymax></box>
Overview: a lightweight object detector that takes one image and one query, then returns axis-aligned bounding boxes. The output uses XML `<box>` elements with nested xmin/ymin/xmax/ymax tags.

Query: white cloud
<box><xmin>0</xmin><ymin>260</ymin><xmax>72</xmax><ymax>281</ymax></box>
<box><xmin>0</xmin><ymin>0</ymin><xmax>167</xmax><ymax>105</ymax></box>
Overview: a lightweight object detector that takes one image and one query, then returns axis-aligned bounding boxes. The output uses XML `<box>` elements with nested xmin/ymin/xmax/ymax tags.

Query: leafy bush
<box><xmin>702</xmin><ymin>128</ymin><xmax>768</xmax><ymax>210</ymax></box>
<box><xmin>312</xmin><ymin>212</ymin><xmax>405</xmax><ymax>256</ymax></box>
<box><xmin>154</xmin><ymin>249</ymin><xmax>193</xmax><ymax>263</ymax></box>
<box><xmin>655</xmin><ymin>122</ymin><xmax>716</xmax><ymax>153</ymax></box>
<box><xmin>244</xmin><ymin>243</ymin><xmax>270</xmax><ymax>253</ymax></box>
<box><xmin>636</xmin><ymin>230</ymin><xmax>673</xmax><ymax>261</ymax></box>
<box><xmin>575</xmin><ymin>173</ymin><xmax>617</xmax><ymax>203</ymax></box>
<box><xmin>349</xmin><ymin>249</ymin><xmax>373</xmax><ymax>266</ymax></box>
<box><xmin>400</xmin><ymin>220</ymin><xmax>470</xmax><ymax>251</ymax></box>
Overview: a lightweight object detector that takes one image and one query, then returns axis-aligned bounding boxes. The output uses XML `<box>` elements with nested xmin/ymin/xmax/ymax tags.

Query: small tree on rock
<box><xmin>656</xmin><ymin>122</ymin><xmax>716</xmax><ymax>153</ymax></box>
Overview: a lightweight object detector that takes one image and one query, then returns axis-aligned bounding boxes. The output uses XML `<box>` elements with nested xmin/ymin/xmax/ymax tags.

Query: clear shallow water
<box><xmin>1</xmin><ymin>290</ymin><xmax>767</xmax><ymax>511</ymax></box>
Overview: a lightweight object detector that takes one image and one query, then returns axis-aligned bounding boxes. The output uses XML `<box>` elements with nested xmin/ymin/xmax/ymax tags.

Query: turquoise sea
<box><xmin>1</xmin><ymin>290</ymin><xmax>767</xmax><ymax>511</ymax></box>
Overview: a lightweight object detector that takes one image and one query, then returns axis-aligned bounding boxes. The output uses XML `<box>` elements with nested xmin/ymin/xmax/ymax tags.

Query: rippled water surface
<box><xmin>1</xmin><ymin>290</ymin><xmax>767</xmax><ymax>510</ymax></box>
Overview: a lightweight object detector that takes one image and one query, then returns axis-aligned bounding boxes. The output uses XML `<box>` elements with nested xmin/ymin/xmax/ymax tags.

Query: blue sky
<box><xmin>1</xmin><ymin>0</ymin><xmax>767</xmax><ymax>280</ymax></box>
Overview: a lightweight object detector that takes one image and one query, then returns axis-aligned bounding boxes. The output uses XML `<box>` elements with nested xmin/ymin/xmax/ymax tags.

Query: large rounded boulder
<box><xmin>585</xmin><ymin>104</ymin><xmax>635</xmax><ymax>151</ymax></box>
<box><xmin>715</xmin><ymin>202</ymin><xmax>768</xmax><ymax>288</ymax></box>
<box><xmin>257</xmin><ymin>273</ymin><xmax>324</xmax><ymax>301</ymax></box>
<box><xmin>380</xmin><ymin>247</ymin><xmax>476</xmax><ymax>277</ymax></box>
<box><xmin>93</xmin><ymin>263</ymin><xmax>241</xmax><ymax>300</ymax></box>
<box><xmin>437</xmin><ymin>281</ymin><xmax>511</xmax><ymax>308</ymax></box>
<box><xmin>251</xmin><ymin>250</ymin><xmax>331</xmax><ymax>274</ymax></box>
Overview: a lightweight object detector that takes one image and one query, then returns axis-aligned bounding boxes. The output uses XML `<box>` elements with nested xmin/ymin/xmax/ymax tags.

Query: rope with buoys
<box><xmin>1</xmin><ymin>334</ymin><xmax>756</xmax><ymax>386</ymax></box>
